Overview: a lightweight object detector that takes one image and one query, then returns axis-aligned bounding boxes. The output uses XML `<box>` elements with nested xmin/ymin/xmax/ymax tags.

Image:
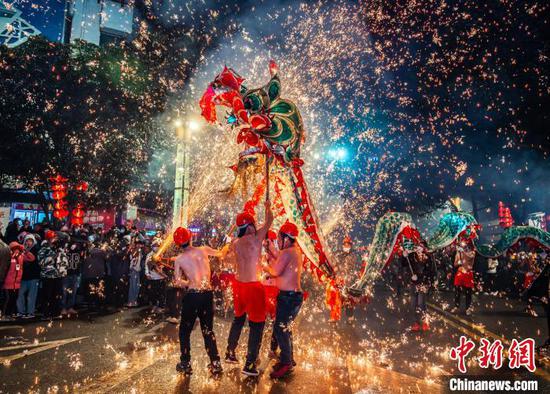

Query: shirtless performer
<box><xmin>263</xmin><ymin>221</ymin><xmax>304</xmax><ymax>379</ymax></box>
<box><xmin>172</xmin><ymin>227</ymin><xmax>223</xmax><ymax>376</ymax></box>
<box><xmin>225</xmin><ymin>200</ymin><xmax>273</xmax><ymax>377</ymax></box>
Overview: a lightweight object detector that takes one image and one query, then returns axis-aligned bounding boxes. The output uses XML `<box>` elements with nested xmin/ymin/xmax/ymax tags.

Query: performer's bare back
<box><xmin>174</xmin><ymin>246</ymin><xmax>220</xmax><ymax>290</ymax></box>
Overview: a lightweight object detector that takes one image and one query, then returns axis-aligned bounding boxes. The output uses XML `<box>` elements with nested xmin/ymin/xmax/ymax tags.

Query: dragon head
<box><xmin>199</xmin><ymin>66</ymin><xmax>247</xmax><ymax>124</ymax></box>
<box><xmin>200</xmin><ymin>61</ymin><xmax>303</xmax><ymax>166</ymax></box>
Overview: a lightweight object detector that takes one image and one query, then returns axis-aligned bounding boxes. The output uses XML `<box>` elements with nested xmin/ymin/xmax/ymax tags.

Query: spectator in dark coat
<box><xmin>3</xmin><ymin>219</ymin><xmax>21</xmax><ymax>243</ymax></box>
<box><xmin>19</xmin><ymin>220</ymin><xmax>32</xmax><ymax>235</ymax></box>
<box><xmin>406</xmin><ymin>247</ymin><xmax>434</xmax><ymax>332</ymax></box>
<box><xmin>81</xmin><ymin>243</ymin><xmax>107</xmax><ymax>311</ymax></box>
<box><xmin>61</xmin><ymin>237</ymin><xmax>85</xmax><ymax>316</ymax></box>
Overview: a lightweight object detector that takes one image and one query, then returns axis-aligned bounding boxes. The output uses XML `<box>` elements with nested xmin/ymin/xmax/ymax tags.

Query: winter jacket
<box><xmin>66</xmin><ymin>239</ymin><xmax>86</xmax><ymax>276</ymax></box>
<box><xmin>38</xmin><ymin>244</ymin><xmax>68</xmax><ymax>279</ymax></box>
<box><xmin>21</xmin><ymin>234</ymin><xmax>41</xmax><ymax>280</ymax></box>
<box><xmin>3</xmin><ymin>243</ymin><xmax>34</xmax><ymax>290</ymax></box>
<box><xmin>407</xmin><ymin>251</ymin><xmax>435</xmax><ymax>290</ymax></box>
<box><xmin>0</xmin><ymin>239</ymin><xmax>10</xmax><ymax>286</ymax></box>
<box><xmin>81</xmin><ymin>247</ymin><xmax>107</xmax><ymax>279</ymax></box>
<box><xmin>109</xmin><ymin>246</ymin><xmax>129</xmax><ymax>280</ymax></box>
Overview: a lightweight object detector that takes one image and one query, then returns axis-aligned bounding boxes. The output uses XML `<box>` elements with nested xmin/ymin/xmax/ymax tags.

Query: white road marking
<box><xmin>0</xmin><ymin>336</ymin><xmax>89</xmax><ymax>363</ymax></box>
<box><xmin>0</xmin><ymin>325</ymin><xmax>23</xmax><ymax>331</ymax></box>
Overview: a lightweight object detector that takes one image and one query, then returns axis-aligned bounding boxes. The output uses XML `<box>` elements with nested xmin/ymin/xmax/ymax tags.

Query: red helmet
<box><xmin>279</xmin><ymin>221</ymin><xmax>299</xmax><ymax>239</ymax></box>
<box><xmin>45</xmin><ymin>230</ymin><xmax>57</xmax><ymax>242</ymax></box>
<box><xmin>173</xmin><ymin>227</ymin><xmax>192</xmax><ymax>246</ymax></box>
<box><xmin>236</xmin><ymin>212</ymin><xmax>255</xmax><ymax>228</ymax></box>
<box><xmin>267</xmin><ymin>230</ymin><xmax>277</xmax><ymax>241</ymax></box>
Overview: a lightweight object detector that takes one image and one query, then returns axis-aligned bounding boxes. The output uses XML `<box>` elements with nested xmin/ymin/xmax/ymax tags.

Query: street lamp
<box><xmin>327</xmin><ymin>147</ymin><xmax>348</xmax><ymax>161</ymax></box>
<box><xmin>172</xmin><ymin>119</ymin><xmax>198</xmax><ymax>229</ymax></box>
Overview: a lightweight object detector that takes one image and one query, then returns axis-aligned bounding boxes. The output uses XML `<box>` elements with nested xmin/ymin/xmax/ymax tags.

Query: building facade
<box><xmin>64</xmin><ymin>0</ymin><xmax>134</xmax><ymax>46</ymax></box>
<box><xmin>0</xmin><ymin>3</ymin><xmax>41</xmax><ymax>47</ymax></box>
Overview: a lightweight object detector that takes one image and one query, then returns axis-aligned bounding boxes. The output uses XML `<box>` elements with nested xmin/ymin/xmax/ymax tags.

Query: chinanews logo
<box><xmin>445</xmin><ymin>336</ymin><xmax>540</xmax><ymax>393</ymax></box>
<box><xmin>449</xmin><ymin>336</ymin><xmax>536</xmax><ymax>373</ymax></box>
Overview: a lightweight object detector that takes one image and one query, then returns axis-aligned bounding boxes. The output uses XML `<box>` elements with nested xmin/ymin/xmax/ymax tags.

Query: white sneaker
<box><xmin>166</xmin><ymin>317</ymin><xmax>179</xmax><ymax>324</ymax></box>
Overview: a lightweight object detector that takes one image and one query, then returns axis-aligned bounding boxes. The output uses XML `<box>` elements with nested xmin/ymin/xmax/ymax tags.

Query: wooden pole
<box><xmin>265</xmin><ymin>155</ymin><xmax>270</xmax><ymax>202</ymax></box>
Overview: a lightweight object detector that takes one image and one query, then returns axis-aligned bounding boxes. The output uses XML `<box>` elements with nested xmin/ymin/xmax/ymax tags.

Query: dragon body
<box><xmin>475</xmin><ymin>226</ymin><xmax>550</xmax><ymax>258</ymax></box>
<box><xmin>348</xmin><ymin>212</ymin><xmax>422</xmax><ymax>296</ymax></box>
<box><xmin>348</xmin><ymin>211</ymin><xmax>549</xmax><ymax>297</ymax></box>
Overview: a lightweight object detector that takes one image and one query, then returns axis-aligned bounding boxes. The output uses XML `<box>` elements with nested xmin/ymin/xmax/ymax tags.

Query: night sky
<box><xmin>5</xmin><ymin>0</ymin><xmax>550</xmax><ymax>229</ymax></box>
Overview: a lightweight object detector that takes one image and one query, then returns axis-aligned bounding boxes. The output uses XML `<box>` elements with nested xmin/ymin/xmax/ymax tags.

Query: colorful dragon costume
<box><xmin>475</xmin><ymin>226</ymin><xmax>550</xmax><ymax>258</ymax></box>
<box><xmin>200</xmin><ymin>61</ymin><xmax>336</xmax><ymax>292</ymax></box>
<box><xmin>347</xmin><ymin>212</ymin><xmax>424</xmax><ymax>297</ymax></box>
<box><xmin>348</xmin><ymin>210</ymin><xmax>550</xmax><ymax>296</ymax></box>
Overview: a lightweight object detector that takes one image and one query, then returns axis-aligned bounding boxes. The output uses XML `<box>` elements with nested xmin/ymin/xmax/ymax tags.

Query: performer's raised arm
<box><xmin>200</xmin><ymin>246</ymin><xmax>223</xmax><ymax>258</ymax></box>
<box><xmin>256</xmin><ymin>199</ymin><xmax>274</xmax><ymax>241</ymax></box>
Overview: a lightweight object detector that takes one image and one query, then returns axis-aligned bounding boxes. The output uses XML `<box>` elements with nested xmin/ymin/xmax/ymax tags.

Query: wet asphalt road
<box><xmin>0</xmin><ymin>287</ymin><xmax>548</xmax><ymax>393</ymax></box>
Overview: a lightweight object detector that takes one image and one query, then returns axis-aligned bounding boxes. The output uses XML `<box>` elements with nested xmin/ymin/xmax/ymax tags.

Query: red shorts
<box><xmin>233</xmin><ymin>280</ymin><xmax>266</xmax><ymax>323</ymax></box>
<box><xmin>264</xmin><ymin>285</ymin><xmax>279</xmax><ymax>320</ymax></box>
<box><xmin>454</xmin><ymin>270</ymin><xmax>474</xmax><ymax>288</ymax></box>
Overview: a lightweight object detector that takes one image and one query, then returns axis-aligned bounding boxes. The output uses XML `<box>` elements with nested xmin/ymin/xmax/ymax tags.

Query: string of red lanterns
<box><xmin>71</xmin><ymin>181</ymin><xmax>88</xmax><ymax>226</ymax></box>
<box><xmin>48</xmin><ymin>176</ymin><xmax>88</xmax><ymax>224</ymax></box>
<box><xmin>498</xmin><ymin>201</ymin><xmax>514</xmax><ymax>228</ymax></box>
<box><xmin>49</xmin><ymin>175</ymin><xmax>69</xmax><ymax>219</ymax></box>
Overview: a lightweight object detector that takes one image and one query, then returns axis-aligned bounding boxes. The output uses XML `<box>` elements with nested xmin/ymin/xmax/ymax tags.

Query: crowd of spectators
<box><xmin>0</xmin><ymin>218</ymin><xmax>179</xmax><ymax>321</ymax></box>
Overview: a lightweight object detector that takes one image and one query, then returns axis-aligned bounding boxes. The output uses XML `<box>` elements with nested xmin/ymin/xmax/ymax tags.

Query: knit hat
<box><xmin>45</xmin><ymin>230</ymin><xmax>57</xmax><ymax>242</ymax></box>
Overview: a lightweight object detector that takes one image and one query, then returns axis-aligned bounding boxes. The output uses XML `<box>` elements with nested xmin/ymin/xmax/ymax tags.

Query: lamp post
<box><xmin>172</xmin><ymin>119</ymin><xmax>199</xmax><ymax>229</ymax></box>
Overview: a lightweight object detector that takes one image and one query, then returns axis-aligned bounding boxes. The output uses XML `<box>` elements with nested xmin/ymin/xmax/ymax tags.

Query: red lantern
<box><xmin>51</xmin><ymin>183</ymin><xmax>67</xmax><ymax>192</ymax></box>
<box><xmin>498</xmin><ymin>201</ymin><xmax>505</xmax><ymax>217</ymax></box>
<box><xmin>72</xmin><ymin>216</ymin><xmax>84</xmax><ymax>226</ymax></box>
<box><xmin>72</xmin><ymin>208</ymin><xmax>85</xmax><ymax>218</ymax></box>
<box><xmin>54</xmin><ymin>200</ymin><xmax>67</xmax><ymax>210</ymax></box>
<box><xmin>75</xmin><ymin>181</ymin><xmax>89</xmax><ymax>192</ymax></box>
<box><xmin>501</xmin><ymin>207</ymin><xmax>514</xmax><ymax>228</ymax></box>
<box><xmin>49</xmin><ymin>175</ymin><xmax>68</xmax><ymax>184</ymax></box>
<box><xmin>53</xmin><ymin>209</ymin><xmax>69</xmax><ymax>219</ymax></box>
<box><xmin>52</xmin><ymin>190</ymin><xmax>67</xmax><ymax>200</ymax></box>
